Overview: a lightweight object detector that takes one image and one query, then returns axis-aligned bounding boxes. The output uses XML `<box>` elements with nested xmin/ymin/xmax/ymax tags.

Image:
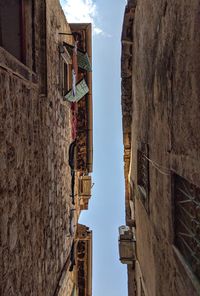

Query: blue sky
<box><xmin>60</xmin><ymin>1</ymin><xmax>127</xmax><ymax>295</ymax></box>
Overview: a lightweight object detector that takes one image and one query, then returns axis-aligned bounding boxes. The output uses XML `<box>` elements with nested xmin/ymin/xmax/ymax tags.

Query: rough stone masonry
<box><xmin>0</xmin><ymin>1</ymin><xmax>75</xmax><ymax>295</ymax></box>
<box><xmin>121</xmin><ymin>0</ymin><xmax>200</xmax><ymax>295</ymax></box>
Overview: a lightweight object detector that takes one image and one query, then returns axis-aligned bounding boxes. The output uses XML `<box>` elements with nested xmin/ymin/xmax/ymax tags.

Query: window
<box><xmin>137</xmin><ymin>143</ymin><xmax>149</xmax><ymax>211</ymax></box>
<box><xmin>59</xmin><ymin>44</ymin><xmax>71</xmax><ymax>96</ymax></box>
<box><xmin>173</xmin><ymin>173</ymin><xmax>200</xmax><ymax>281</ymax></box>
<box><xmin>62</xmin><ymin>62</ymin><xmax>72</xmax><ymax>96</ymax></box>
<box><xmin>0</xmin><ymin>0</ymin><xmax>22</xmax><ymax>60</ymax></box>
<box><xmin>0</xmin><ymin>0</ymin><xmax>34</xmax><ymax>66</ymax></box>
<box><xmin>63</xmin><ymin>63</ymin><xmax>69</xmax><ymax>95</ymax></box>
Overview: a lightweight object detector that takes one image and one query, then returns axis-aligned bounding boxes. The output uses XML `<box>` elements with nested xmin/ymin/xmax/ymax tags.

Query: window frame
<box><xmin>0</xmin><ymin>0</ymin><xmax>34</xmax><ymax>68</ymax></box>
<box><xmin>20</xmin><ymin>0</ymin><xmax>26</xmax><ymax>63</ymax></box>
<box><xmin>59</xmin><ymin>44</ymin><xmax>72</xmax><ymax>97</ymax></box>
<box><xmin>63</xmin><ymin>62</ymin><xmax>70</xmax><ymax>95</ymax></box>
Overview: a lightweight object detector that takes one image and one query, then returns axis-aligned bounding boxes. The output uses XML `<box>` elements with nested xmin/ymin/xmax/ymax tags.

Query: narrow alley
<box><xmin>0</xmin><ymin>1</ymin><xmax>200</xmax><ymax>296</ymax></box>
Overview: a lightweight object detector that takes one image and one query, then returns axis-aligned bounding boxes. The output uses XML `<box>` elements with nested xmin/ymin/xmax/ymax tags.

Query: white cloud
<box><xmin>93</xmin><ymin>27</ymin><xmax>103</xmax><ymax>35</ymax></box>
<box><xmin>62</xmin><ymin>0</ymin><xmax>103</xmax><ymax>35</ymax></box>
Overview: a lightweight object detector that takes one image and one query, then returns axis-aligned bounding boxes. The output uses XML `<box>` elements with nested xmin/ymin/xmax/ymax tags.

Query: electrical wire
<box><xmin>142</xmin><ymin>153</ymin><xmax>170</xmax><ymax>176</ymax></box>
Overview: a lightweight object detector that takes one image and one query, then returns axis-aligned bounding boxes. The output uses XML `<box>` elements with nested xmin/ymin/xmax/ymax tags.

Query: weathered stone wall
<box><xmin>122</xmin><ymin>0</ymin><xmax>200</xmax><ymax>295</ymax></box>
<box><xmin>121</xmin><ymin>2</ymin><xmax>137</xmax><ymax>295</ymax></box>
<box><xmin>0</xmin><ymin>1</ymin><xmax>74</xmax><ymax>295</ymax></box>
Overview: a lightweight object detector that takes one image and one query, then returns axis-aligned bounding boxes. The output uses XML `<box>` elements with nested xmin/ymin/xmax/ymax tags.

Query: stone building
<box><xmin>55</xmin><ymin>224</ymin><xmax>92</xmax><ymax>296</ymax></box>
<box><xmin>0</xmin><ymin>1</ymin><xmax>93</xmax><ymax>295</ymax></box>
<box><xmin>120</xmin><ymin>0</ymin><xmax>200</xmax><ymax>295</ymax></box>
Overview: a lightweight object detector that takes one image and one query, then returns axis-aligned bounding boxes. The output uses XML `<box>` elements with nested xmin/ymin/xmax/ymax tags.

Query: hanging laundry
<box><xmin>63</xmin><ymin>42</ymin><xmax>92</xmax><ymax>72</ymax></box>
<box><xmin>72</xmin><ymin>69</ymin><xmax>76</xmax><ymax>97</ymax></box>
<box><xmin>72</xmin><ymin>40</ymin><xmax>78</xmax><ymax>97</ymax></box>
<box><xmin>72</xmin><ymin>41</ymin><xmax>78</xmax><ymax>76</ymax></box>
<box><xmin>64</xmin><ymin>78</ymin><xmax>89</xmax><ymax>102</ymax></box>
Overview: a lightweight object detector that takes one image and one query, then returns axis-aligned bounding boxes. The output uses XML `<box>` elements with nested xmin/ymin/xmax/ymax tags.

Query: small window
<box><xmin>0</xmin><ymin>0</ymin><xmax>33</xmax><ymax>65</ymax></box>
<box><xmin>59</xmin><ymin>45</ymin><xmax>71</xmax><ymax>96</ymax></box>
<box><xmin>137</xmin><ymin>143</ymin><xmax>149</xmax><ymax>211</ymax></box>
<box><xmin>64</xmin><ymin>63</ymin><xmax>73</xmax><ymax>96</ymax></box>
<box><xmin>63</xmin><ymin>63</ymin><xmax>69</xmax><ymax>95</ymax></box>
<box><xmin>0</xmin><ymin>0</ymin><xmax>22</xmax><ymax>60</ymax></box>
<box><xmin>173</xmin><ymin>173</ymin><xmax>200</xmax><ymax>281</ymax></box>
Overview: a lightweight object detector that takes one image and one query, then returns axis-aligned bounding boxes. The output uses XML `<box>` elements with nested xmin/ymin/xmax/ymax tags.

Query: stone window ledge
<box><xmin>0</xmin><ymin>46</ymin><xmax>38</xmax><ymax>83</ymax></box>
